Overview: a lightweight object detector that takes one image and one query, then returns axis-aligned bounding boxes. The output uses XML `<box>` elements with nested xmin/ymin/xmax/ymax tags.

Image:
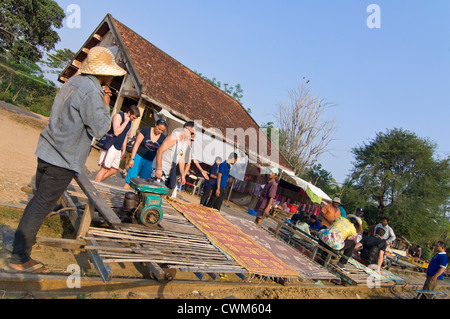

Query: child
<box><xmin>293</xmin><ymin>214</ymin><xmax>311</xmax><ymax>240</ymax></box>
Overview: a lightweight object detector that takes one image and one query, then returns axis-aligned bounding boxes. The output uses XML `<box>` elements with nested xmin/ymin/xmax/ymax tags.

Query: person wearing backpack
<box><xmin>355</xmin><ymin>227</ymin><xmax>387</xmax><ymax>272</ymax></box>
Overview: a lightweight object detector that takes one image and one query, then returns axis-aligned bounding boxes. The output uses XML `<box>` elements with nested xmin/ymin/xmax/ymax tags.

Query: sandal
<box><xmin>4</xmin><ymin>262</ymin><xmax>50</xmax><ymax>274</ymax></box>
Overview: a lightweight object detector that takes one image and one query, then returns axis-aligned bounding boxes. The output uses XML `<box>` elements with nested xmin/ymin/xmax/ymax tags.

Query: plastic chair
<box><xmin>190</xmin><ymin>177</ymin><xmax>204</xmax><ymax>196</ymax></box>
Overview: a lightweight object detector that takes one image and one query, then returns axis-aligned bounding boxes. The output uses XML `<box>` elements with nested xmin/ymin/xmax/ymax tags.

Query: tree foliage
<box><xmin>301</xmin><ymin>164</ymin><xmax>341</xmax><ymax>198</ymax></box>
<box><xmin>194</xmin><ymin>71</ymin><xmax>245</xmax><ymax>103</ymax></box>
<box><xmin>0</xmin><ymin>0</ymin><xmax>65</xmax><ymax>64</ymax></box>
<box><xmin>349</xmin><ymin>128</ymin><xmax>450</xmax><ymax>243</ymax></box>
<box><xmin>0</xmin><ymin>53</ymin><xmax>57</xmax><ymax>115</ymax></box>
<box><xmin>42</xmin><ymin>48</ymin><xmax>76</xmax><ymax>75</ymax></box>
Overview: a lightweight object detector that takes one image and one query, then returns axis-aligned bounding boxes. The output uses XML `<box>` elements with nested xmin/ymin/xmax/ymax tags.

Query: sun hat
<box><xmin>80</xmin><ymin>46</ymin><xmax>127</xmax><ymax>77</ymax></box>
<box><xmin>347</xmin><ymin>214</ymin><xmax>363</xmax><ymax>233</ymax></box>
<box><xmin>269</xmin><ymin>167</ymin><xmax>279</xmax><ymax>175</ymax></box>
<box><xmin>332</xmin><ymin>197</ymin><xmax>342</xmax><ymax>205</ymax></box>
<box><xmin>262</xmin><ymin>167</ymin><xmax>279</xmax><ymax>175</ymax></box>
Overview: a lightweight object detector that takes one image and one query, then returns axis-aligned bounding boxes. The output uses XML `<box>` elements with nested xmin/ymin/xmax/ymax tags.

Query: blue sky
<box><xmin>51</xmin><ymin>0</ymin><xmax>450</xmax><ymax>185</ymax></box>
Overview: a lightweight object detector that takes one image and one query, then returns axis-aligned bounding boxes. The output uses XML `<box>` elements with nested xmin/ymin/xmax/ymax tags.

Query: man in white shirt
<box><xmin>374</xmin><ymin>217</ymin><xmax>396</xmax><ymax>246</ymax></box>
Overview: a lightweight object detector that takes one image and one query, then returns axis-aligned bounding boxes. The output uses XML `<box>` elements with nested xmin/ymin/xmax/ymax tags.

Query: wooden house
<box><xmin>58</xmin><ymin>13</ymin><xmax>294</xmax><ymax>177</ymax></box>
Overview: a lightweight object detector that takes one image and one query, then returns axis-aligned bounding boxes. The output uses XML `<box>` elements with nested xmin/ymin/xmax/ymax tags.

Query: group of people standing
<box><xmin>199</xmin><ymin>153</ymin><xmax>238</xmax><ymax>211</ymax></box>
<box><xmin>4</xmin><ymin>46</ymin><xmax>236</xmax><ymax>273</ymax></box>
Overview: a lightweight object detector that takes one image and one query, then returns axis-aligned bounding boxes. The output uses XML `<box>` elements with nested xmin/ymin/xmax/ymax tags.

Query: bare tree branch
<box><xmin>276</xmin><ymin>82</ymin><xmax>336</xmax><ymax>175</ymax></box>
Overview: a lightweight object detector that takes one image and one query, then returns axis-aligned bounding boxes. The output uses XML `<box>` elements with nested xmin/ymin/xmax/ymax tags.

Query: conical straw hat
<box><xmin>80</xmin><ymin>46</ymin><xmax>126</xmax><ymax>77</ymax></box>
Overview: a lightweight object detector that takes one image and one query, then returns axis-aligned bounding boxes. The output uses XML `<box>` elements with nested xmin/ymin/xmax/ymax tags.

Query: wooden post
<box><xmin>77</xmin><ymin>202</ymin><xmax>94</xmax><ymax>239</ymax></box>
<box><xmin>226</xmin><ymin>179</ymin><xmax>235</xmax><ymax>203</ymax></box>
<box><xmin>129</xmin><ymin>97</ymin><xmax>146</xmax><ymax>137</ymax></box>
<box><xmin>74</xmin><ymin>173</ymin><xmax>122</xmax><ymax>226</ymax></box>
<box><xmin>111</xmin><ymin>74</ymin><xmax>132</xmax><ymax>115</ymax></box>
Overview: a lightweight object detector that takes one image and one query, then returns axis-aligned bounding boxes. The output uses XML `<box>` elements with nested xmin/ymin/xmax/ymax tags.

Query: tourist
<box><xmin>153</xmin><ymin>121</ymin><xmax>195</xmax><ymax>195</ymax></box>
<box><xmin>95</xmin><ymin>105</ymin><xmax>140</xmax><ymax>182</ymax></box>
<box><xmin>123</xmin><ymin>119</ymin><xmax>167</xmax><ymax>189</ymax></box>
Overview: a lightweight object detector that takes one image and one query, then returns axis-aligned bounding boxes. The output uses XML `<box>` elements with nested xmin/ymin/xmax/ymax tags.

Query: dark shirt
<box><xmin>360</xmin><ymin>235</ymin><xmax>387</xmax><ymax>264</ymax></box>
<box><xmin>108</xmin><ymin>112</ymin><xmax>131</xmax><ymax>151</ymax></box>
<box><xmin>309</xmin><ymin>220</ymin><xmax>322</xmax><ymax>231</ymax></box>
<box><xmin>254</xmin><ymin>179</ymin><xmax>278</xmax><ymax>213</ymax></box>
<box><xmin>206</xmin><ymin>163</ymin><xmax>220</xmax><ymax>188</ymax></box>
<box><xmin>218</xmin><ymin>161</ymin><xmax>230</xmax><ymax>188</ymax></box>
<box><xmin>136</xmin><ymin>126</ymin><xmax>166</xmax><ymax>161</ymax></box>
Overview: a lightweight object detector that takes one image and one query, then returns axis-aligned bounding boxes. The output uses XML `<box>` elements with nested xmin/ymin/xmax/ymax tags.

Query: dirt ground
<box><xmin>0</xmin><ymin>103</ymin><xmax>448</xmax><ymax>300</ymax></box>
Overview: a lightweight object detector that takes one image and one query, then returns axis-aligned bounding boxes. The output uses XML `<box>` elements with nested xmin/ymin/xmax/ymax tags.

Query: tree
<box><xmin>276</xmin><ymin>81</ymin><xmax>336</xmax><ymax>175</ymax></box>
<box><xmin>42</xmin><ymin>48</ymin><xmax>76</xmax><ymax>74</ymax></box>
<box><xmin>350</xmin><ymin>128</ymin><xmax>450</xmax><ymax>242</ymax></box>
<box><xmin>0</xmin><ymin>0</ymin><xmax>65</xmax><ymax>64</ymax></box>
<box><xmin>301</xmin><ymin>164</ymin><xmax>340</xmax><ymax>198</ymax></box>
<box><xmin>194</xmin><ymin>71</ymin><xmax>245</xmax><ymax>103</ymax></box>
<box><xmin>0</xmin><ymin>52</ymin><xmax>57</xmax><ymax>115</ymax></box>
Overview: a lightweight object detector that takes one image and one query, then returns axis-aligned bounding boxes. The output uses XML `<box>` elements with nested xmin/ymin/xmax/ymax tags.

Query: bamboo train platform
<box><xmin>48</xmin><ymin>174</ymin><xmax>341</xmax><ymax>284</ymax></box>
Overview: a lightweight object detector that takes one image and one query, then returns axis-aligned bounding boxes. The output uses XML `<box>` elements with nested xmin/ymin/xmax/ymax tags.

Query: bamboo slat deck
<box><xmin>65</xmin><ymin>180</ymin><xmax>249</xmax><ymax>280</ymax></box>
<box><xmin>62</xmin><ymin>179</ymin><xmax>341</xmax><ymax>283</ymax></box>
<box><xmin>85</xmin><ymin>225</ymin><xmax>246</xmax><ymax>275</ymax></box>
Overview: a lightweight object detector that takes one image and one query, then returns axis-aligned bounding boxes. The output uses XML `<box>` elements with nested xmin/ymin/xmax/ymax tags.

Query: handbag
<box><xmin>95</xmin><ymin>133</ymin><xmax>116</xmax><ymax>150</ymax></box>
<box><xmin>126</xmin><ymin>136</ymin><xmax>136</xmax><ymax>153</ymax></box>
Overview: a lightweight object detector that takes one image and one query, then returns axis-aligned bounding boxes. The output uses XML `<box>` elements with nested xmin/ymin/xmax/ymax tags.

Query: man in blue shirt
<box><xmin>421</xmin><ymin>241</ymin><xmax>448</xmax><ymax>298</ymax></box>
<box><xmin>308</xmin><ymin>214</ymin><xmax>322</xmax><ymax>236</ymax></box>
<box><xmin>206</xmin><ymin>153</ymin><xmax>237</xmax><ymax>211</ymax></box>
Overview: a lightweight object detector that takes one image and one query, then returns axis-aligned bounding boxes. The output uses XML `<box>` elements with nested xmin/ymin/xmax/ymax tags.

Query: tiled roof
<box><xmin>111</xmin><ymin>18</ymin><xmax>292</xmax><ymax>170</ymax></box>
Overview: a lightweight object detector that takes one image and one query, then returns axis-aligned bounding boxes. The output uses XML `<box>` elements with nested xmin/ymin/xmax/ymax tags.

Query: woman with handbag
<box><xmin>123</xmin><ymin>119</ymin><xmax>168</xmax><ymax>189</ymax></box>
<box><xmin>95</xmin><ymin>105</ymin><xmax>140</xmax><ymax>182</ymax></box>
